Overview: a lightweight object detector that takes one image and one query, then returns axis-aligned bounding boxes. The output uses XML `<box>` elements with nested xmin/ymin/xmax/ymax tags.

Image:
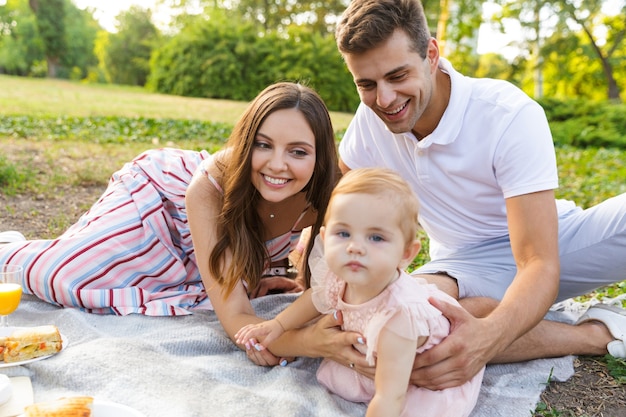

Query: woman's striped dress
<box><xmin>0</xmin><ymin>148</ymin><xmax>302</xmax><ymax>316</ymax></box>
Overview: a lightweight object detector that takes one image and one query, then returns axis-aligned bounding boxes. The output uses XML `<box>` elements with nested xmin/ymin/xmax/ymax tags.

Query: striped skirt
<box><xmin>0</xmin><ymin>148</ymin><xmax>212</xmax><ymax>316</ymax></box>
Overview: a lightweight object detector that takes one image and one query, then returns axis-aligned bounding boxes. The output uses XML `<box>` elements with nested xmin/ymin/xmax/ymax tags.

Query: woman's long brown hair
<box><xmin>209</xmin><ymin>82</ymin><xmax>338</xmax><ymax>297</ymax></box>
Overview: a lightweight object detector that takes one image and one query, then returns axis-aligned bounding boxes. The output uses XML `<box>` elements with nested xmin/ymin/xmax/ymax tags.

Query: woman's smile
<box><xmin>263</xmin><ymin>174</ymin><xmax>290</xmax><ymax>186</ymax></box>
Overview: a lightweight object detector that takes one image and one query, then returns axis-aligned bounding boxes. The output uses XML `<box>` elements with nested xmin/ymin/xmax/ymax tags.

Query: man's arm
<box><xmin>493</xmin><ymin>189</ymin><xmax>560</xmax><ymax>347</ymax></box>
<box><xmin>410</xmin><ymin>189</ymin><xmax>560</xmax><ymax>389</ymax></box>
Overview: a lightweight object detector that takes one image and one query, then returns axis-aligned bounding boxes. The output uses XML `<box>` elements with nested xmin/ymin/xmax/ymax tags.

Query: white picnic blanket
<box><xmin>1</xmin><ymin>294</ymin><xmax>575</xmax><ymax>417</ymax></box>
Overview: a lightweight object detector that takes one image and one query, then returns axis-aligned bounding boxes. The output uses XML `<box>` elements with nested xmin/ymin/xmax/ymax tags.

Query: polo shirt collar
<box><xmin>396</xmin><ymin>58</ymin><xmax>471</xmax><ymax>148</ymax></box>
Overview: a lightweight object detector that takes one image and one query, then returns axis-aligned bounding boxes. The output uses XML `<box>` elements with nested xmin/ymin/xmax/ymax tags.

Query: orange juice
<box><xmin>0</xmin><ymin>283</ymin><xmax>22</xmax><ymax>315</ymax></box>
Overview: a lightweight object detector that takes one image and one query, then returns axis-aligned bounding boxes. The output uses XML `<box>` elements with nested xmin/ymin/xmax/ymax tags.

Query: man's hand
<box><xmin>410</xmin><ymin>297</ymin><xmax>496</xmax><ymax>390</ymax></box>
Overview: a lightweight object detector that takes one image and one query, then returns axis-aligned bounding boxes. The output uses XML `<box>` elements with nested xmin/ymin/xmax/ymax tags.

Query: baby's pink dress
<box><xmin>310</xmin><ymin>259</ymin><xmax>484</xmax><ymax>417</ymax></box>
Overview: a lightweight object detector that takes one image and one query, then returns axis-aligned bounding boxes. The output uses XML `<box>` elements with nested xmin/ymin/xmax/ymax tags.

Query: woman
<box><xmin>0</xmin><ymin>83</ymin><xmax>337</xmax><ymax>320</ymax></box>
<box><xmin>186</xmin><ymin>81</ymin><xmax>340</xmax><ymax>362</ymax></box>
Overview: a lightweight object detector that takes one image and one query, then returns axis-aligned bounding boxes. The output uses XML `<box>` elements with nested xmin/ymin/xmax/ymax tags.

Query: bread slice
<box><xmin>2</xmin><ymin>325</ymin><xmax>63</xmax><ymax>363</ymax></box>
<box><xmin>23</xmin><ymin>396</ymin><xmax>93</xmax><ymax>417</ymax></box>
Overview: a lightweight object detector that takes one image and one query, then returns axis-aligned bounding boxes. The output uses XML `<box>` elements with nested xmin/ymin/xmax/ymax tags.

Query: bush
<box><xmin>146</xmin><ymin>11</ymin><xmax>359</xmax><ymax>113</ymax></box>
<box><xmin>538</xmin><ymin>98</ymin><xmax>626</xmax><ymax>149</ymax></box>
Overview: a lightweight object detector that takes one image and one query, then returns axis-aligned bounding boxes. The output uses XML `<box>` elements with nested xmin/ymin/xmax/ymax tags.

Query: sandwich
<box><xmin>23</xmin><ymin>396</ymin><xmax>94</xmax><ymax>417</ymax></box>
<box><xmin>2</xmin><ymin>325</ymin><xmax>63</xmax><ymax>363</ymax></box>
<box><xmin>0</xmin><ymin>336</ymin><xmax>6</xmax><ymax>356</ymax></box>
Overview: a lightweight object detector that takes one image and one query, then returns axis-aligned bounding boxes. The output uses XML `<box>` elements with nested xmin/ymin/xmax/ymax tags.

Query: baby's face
<box><xmin>322</xmin><ymin>192</ymin><xmax>407</xmax><ymax>298</ymax></box>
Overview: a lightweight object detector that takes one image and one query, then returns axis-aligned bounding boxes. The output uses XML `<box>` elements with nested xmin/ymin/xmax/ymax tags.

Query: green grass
<box><xmin>606</xmin><ymin>355</ymin><xmax>626</xmax><ymax>384</ymax></box>
<box><xmin>556</xmin><ymin>146</ymin><xmax>626</xmax><ymax>207</ymax></box>
<box><xmin>0</xmin><ymin>74</ymin><xmax>354</xmax><ymax>130</ymax></box>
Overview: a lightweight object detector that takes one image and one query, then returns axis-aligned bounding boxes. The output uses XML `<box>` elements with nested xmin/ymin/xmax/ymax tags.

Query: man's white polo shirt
<box><xmin>339</xmin><ymin>58</ymin><xmax>559</xmax><ymax>259</ymax></box>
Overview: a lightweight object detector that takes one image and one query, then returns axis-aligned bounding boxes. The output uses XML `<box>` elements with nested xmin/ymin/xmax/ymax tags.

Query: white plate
<box><xmin>92</xmin><ymin>400</ymin><xmax>146</xmax><ymax>417</ymax></box>
<box><xmin>0</xmin><ymin>326</ymin><xmax>67</xmax><ymax>368</ymax></box>
<box><xmin>17</xmin><ymin>399</ymin><xmax>145</xmax><ymax>417</ymax></box>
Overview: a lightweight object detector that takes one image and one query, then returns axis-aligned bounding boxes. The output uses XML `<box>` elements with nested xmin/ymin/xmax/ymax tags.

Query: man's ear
<box><xmin>426</xmin><ymin>37</ymin><xmax>440</xmax><ymax>72</ymax></box>
<box><xmin>400</xmin><ymin>239</ymin><xmax>421</xmax><ymax>269</ymax></box>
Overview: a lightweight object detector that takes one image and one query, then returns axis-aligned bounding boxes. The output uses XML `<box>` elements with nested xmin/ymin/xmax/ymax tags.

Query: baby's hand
<box><xmin>235</xmin><ymin>319</ymin><xmax>285</xmax><ymax>350</ymax></box>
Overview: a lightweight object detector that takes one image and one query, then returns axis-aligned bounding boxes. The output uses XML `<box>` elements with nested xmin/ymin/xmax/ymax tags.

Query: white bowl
<box><xmin>0</xmin><ymin>374</ymin><xmax>12</xmax><ymax>406</ymax></box>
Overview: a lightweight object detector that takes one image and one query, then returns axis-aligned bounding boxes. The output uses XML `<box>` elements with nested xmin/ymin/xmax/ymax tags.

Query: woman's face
<box><xmin>251</xmin><ymin>108</ymin><xmax>316</xmax><ymax>203</ymax></box>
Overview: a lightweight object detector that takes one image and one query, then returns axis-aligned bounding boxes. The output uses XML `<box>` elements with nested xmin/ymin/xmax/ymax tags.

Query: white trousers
<box><xmin>413</xmin><ymin>193</ymin><xmax>626</xmax><ymax>302</ymax></box>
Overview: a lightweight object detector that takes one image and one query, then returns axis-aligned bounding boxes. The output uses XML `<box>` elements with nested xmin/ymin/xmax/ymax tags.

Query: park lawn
<box><xmin>0</xmin><ymin>74</ymin><xmax>354</xmax><ymax>130</ymax></box>
<box><xmin>1</xmin><ymin>74</ymin><xmax>625</xmax><ymax>305</ymax></box>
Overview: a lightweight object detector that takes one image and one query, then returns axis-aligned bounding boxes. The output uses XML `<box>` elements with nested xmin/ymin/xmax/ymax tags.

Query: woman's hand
<box><xmin>302</xmin><ymin>311</ymin><xmax>371</xmax><ymax>370</ymax></box>
<box><xmin>240</xmin><ymin>309</ymin><xmax>370</xmax><ymax>370</ymax></box>
<box><xmin>245</xmin><ymin>342</ymin><xmax>295</xmax><ymax>367</ymax></box>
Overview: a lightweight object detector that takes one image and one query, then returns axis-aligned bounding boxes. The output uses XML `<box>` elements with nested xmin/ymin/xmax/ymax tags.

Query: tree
<box><xmin>428</xmin><ymin>0</ymin><xmax>484</xmax><ymax>74</ymax></box>
<box><xmin>0</xmin><ymin>0</ymin><xmax>96</xmax><ymax>78</ymax></box>
<box><xmin>493</xmin><ymin>0</ymin><xmax>624</xmax><ymax>101</ymax></box>
<box><xmin>551</xmin><ymin>0</ymin><xmax>624</xmax><ymax>101</ymax></box>
<box><xmin>102</xmin><ymin>6</ymin><xmax>160</xmax><ymax>86</ymax></box>
<box><xmin>28</xmin><ymin>0</ymin><xmax>65</xmax><ymax>77</ymax></box>
<box><xmin>61</xmin><ymin>1</ymin><xmax>99</xmax><ymax>79</ymax></box>
<box><xmin>540</xmin><ymin>12</ymin><xmax>625</xmax><ymax>102</ymax></box>
<box><xmin>163</xmin><ymin>0</ymin><xmax>349</xmax><ymax>34</ymax></box>
<box><xmin>0</xmin><ymin>0</ymin><xmax>43</xmax><ymax>75</ymax></box>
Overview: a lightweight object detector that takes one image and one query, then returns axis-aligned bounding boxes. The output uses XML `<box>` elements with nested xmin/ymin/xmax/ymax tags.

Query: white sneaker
<box><xmin>0</xmin><ymin>231</ymin><xmax>26</xmax><ymax>244</ymax></box>
<box><xmin>577</xmin><ymin>304</ymin><xmax>626</xmax><ymax>358</ymax></box>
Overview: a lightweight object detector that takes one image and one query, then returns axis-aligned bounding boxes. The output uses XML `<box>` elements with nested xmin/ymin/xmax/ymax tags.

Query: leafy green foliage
<box><xmin>534</xmin><ymin>401</ymin><xmax>566</xmax><ymax>417</ymax></box>
<box><xmin>147</xmin><ymin>11</ymin><xmax>271</xmax><ymax>101</ymax></box>
<box><xmin>101</xmin><ymin>7</ymin><xmax>159</xmax><ymax>86</ymax></box>
<box><xmin>0</xmin><ymin>0</ymin><xmax>98</xmax><ymax>78</ymax></box>
<box><xmin>491</xmin><ymin>0</ymin><xmax>624</xmax><ymax>101</ymax></box>
<box><xmin>0</xmin><ymin>0</ymin><xmax>43</xmax><ymax>75</ymax></box>
<box><xmin>226</xmin><ymin>0</ymin><xmax>348</xmax><ymax>34</ymax></box>
<box><xmin>28</xmin><ymin>0</ymin><xmax>66</xmax><ymax>77</ymax></box>
<box><xmin>556</xmin><ymin>146</ymin><xmax>626</xmax><ymax>208</ymax></box>
<box><xmin>538</xmin><ymin>98</ymin><xmax>626</xmax><ymax>149</ymax></box>
<box><xmin>605</xmin><ymin>355</ymin><xmax>626</xmax><ymax>384</ymax></box>
<box><xmin>146</xmin><ymin>9</ymin><xmax>359</xmax><ymax>112</ymax></box>
<box><xmin>61</xmin><ymin>4</ymin><xmax>99</xmax><ymax>80</ymax></box>
<box><xmin>0</xmin><ymin>115</ymin><xmax>232</xmax><ymax>146</ymax></box>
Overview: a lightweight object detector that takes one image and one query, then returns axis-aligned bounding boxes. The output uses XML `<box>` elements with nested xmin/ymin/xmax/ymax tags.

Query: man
<box><xmin>335</xmin><ymin>0</ymin><xmax>626</xmax><ymax>389</ymax></box>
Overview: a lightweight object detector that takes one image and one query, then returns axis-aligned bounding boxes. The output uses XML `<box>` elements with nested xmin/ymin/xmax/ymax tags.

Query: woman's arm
<box><xmin>186</xmin><ymin>169</ymin><xmax>263</xmax><ymax>342</ymax></box>
<box><xmin>266</xmin><ymin>310</ymin><xmax>370</xmax><ymax>369</ymax></box>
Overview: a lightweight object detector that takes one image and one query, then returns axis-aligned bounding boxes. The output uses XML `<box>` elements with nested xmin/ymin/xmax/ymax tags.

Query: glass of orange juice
<box><xmin>0</xmin><ymin>264</ymin><xmax>23</xmax><ymax>327</ymax></box>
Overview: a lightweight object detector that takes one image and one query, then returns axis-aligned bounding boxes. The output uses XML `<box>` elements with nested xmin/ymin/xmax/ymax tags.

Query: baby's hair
<box><xmin>326</xmin><ymin>167</ymin><xmax>419</xmax><ymax>246</ymax></box>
